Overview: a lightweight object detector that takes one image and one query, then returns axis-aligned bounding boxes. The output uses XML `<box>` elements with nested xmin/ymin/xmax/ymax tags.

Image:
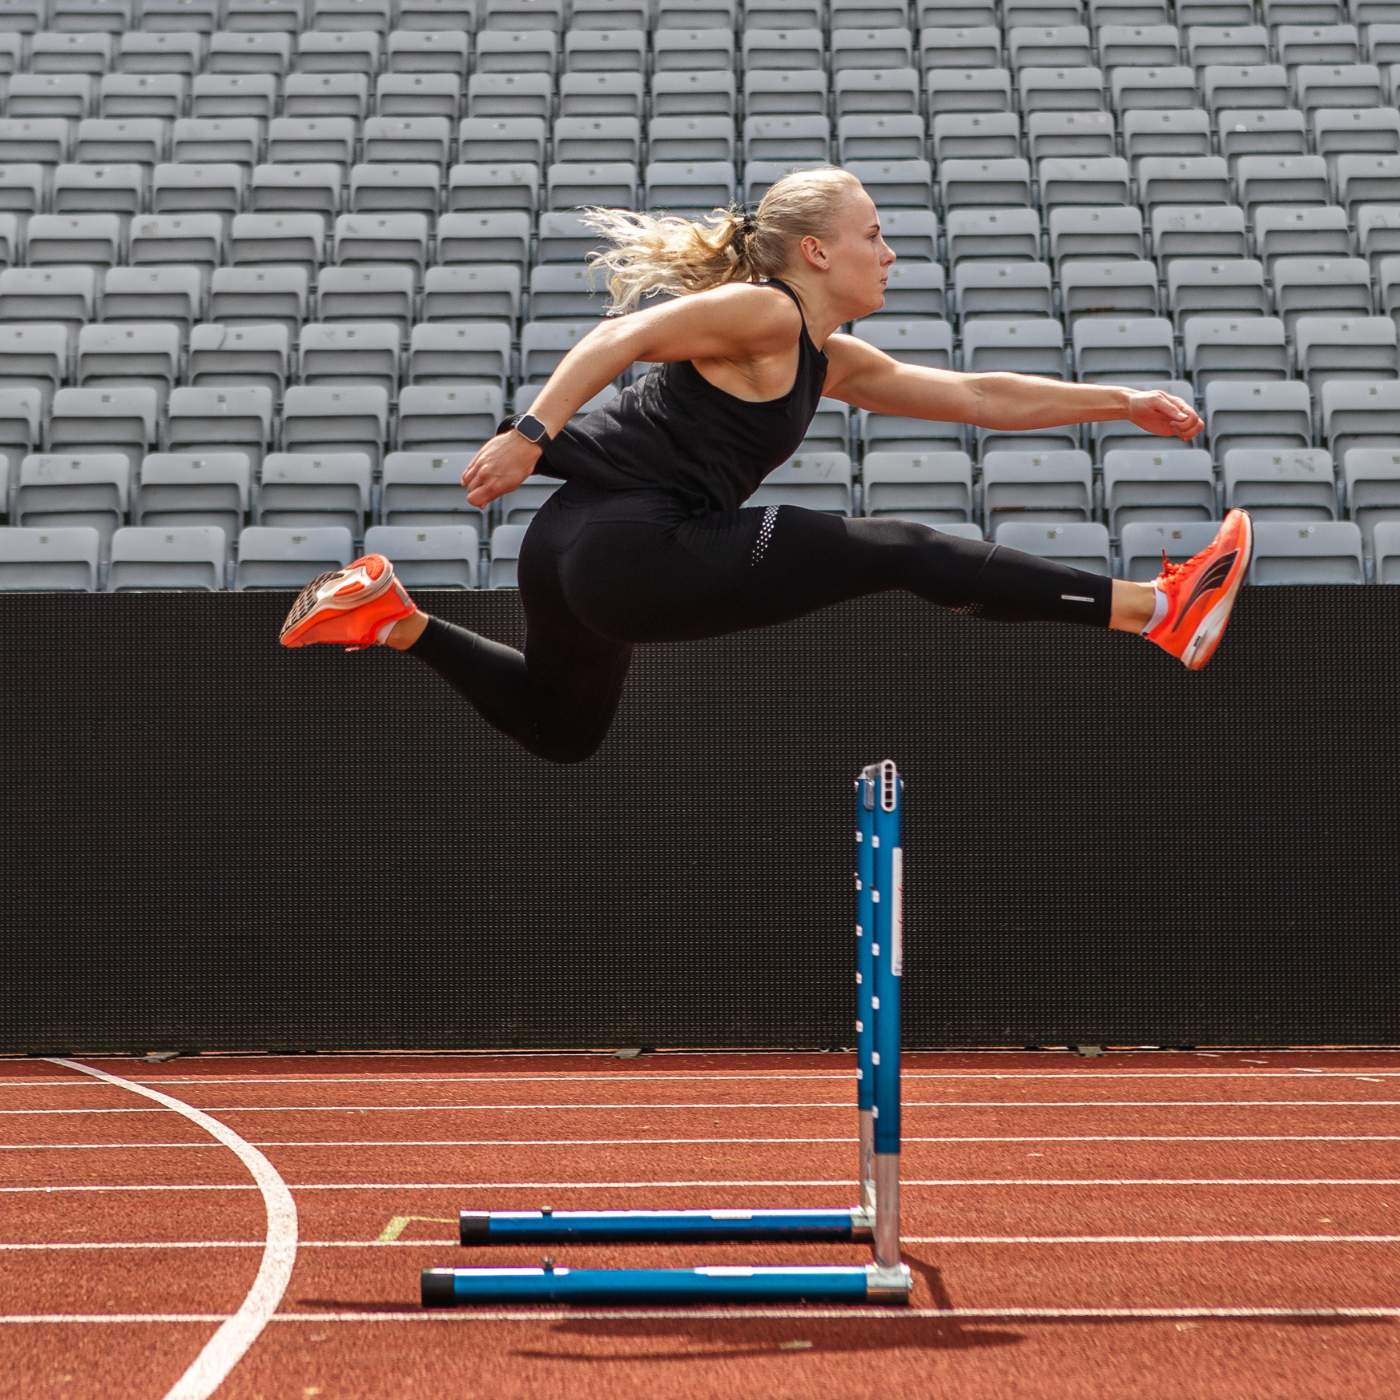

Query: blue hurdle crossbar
<box><xmin>421</xmin><ymin>1263</ymin><xmax>910</xmax><ymax>1305</ymax></box>
<box><xmin>421</xmin><ymin>762</ymin><xmax>912</xmax><ymax>1306</ymax></box>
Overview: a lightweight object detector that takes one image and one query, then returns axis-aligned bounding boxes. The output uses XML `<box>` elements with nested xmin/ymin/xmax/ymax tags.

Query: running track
<box><xmin>2</xmin><ymin>1049</ymin><xmax>1398</xmax><ymax>1399</ymax></box>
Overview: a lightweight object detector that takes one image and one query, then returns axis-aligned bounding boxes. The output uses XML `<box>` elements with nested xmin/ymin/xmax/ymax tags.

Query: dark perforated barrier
<box><xmin>3</xmin><ymin>585</ymin><xmax>1397</xmax><ymax>1053</ymax></box>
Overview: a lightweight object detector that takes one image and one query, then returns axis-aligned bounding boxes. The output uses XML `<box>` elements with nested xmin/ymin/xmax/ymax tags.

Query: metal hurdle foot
<box><xmin>422</xmin><ymin>762</ymin><xmax>912</xmax><ymax>1306</ymax></box>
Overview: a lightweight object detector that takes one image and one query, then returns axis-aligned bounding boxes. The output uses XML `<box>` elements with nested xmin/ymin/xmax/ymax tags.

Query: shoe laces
<box><xmin>1157</xmin><ymin>547</ymin><xmax>1190</xmax><ymax>587</ymax></box>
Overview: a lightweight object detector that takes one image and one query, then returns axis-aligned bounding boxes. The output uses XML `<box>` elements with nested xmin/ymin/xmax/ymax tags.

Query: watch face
<box><xmin>518</xmin><ymin>415</ymin><xmax>546</xmax><ymax>442</ymax></box>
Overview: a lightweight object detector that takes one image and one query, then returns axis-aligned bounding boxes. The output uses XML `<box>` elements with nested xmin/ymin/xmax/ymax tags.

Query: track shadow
<box><xmin>300</xmin><ymin>1243</ymin><xmax>1392</xmax><ymax>1364</ymax></box>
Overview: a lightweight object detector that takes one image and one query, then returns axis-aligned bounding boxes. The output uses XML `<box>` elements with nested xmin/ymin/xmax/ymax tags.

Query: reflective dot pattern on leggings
<box><xmin>751</xmin><ymin>506</ymin><xmax>779</xmax><ymax>566</ymax></box>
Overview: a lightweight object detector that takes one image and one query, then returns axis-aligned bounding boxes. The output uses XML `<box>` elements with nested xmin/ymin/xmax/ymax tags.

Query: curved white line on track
<box><xmin>49</xmin><ymin>1059</ymin><xmax>298</xmax><ymax>1400</ymax></box>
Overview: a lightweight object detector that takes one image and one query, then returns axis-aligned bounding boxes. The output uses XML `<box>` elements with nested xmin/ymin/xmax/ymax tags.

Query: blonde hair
<box><xmin>578</xmin><ymin>165</ymin><xmax>864</xmax><ymax>317</ymax></box>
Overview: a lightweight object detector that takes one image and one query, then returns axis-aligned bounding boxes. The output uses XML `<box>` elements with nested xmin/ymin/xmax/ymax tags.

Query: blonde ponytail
<box><xmin>578</xmin><ymin>165</ymin><xmax>864</xmax><ymax>316</ymax></box>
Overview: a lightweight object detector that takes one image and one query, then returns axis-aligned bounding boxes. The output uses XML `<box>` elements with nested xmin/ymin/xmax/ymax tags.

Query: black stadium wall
<box><xmin>3</xmin><ymin>584</ymin><xmax>1398</xmax><ymax>1055</ymax></box>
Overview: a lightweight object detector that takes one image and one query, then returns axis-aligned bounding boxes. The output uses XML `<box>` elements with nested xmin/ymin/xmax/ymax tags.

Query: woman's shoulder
<box><xmin>712</xmin><ymin>279</ymin><xmax>806</xmax><ymax>337</ymax></box>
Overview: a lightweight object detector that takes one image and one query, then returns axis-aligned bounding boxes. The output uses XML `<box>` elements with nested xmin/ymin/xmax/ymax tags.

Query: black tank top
<box><xmin>517</xmin><ymin>277</ymin><xmax>829</xmax><ymax>515</ymax></box>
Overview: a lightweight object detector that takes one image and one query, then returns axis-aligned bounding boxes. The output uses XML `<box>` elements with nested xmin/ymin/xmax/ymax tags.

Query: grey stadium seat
<box><xmin>860</xmin><ymin>450</ymin><xmax>975</xmax><ymax>526</ymax></box>
<box><xmin>379</xmin><ymin>451</ymin><xmax>485</xmax><ymax>530</ymax></box>
<box><xmin>1222</xmin><ymin>447</ymin><xmax>1340</xmax><ymax>521</ymax></box>
<box><xmin>108</xmin><ymin>524</ymin><xmax>228</xmax><ymax>591</ymax></box>
<box><xmin>233</xmin><ymin>525</ymin><xmax>355</xmax><ymax>591</ymax></box>
<box><xmin>0</xmin><ymin>525</ymin><xmax>101</xmax><ymax>590</ymax></box>
<box><xmin>1250</xmin><ymin>520</ymin><xmax>1365</xmax><ymax>583</ymax></box>
<box><xmin>1103</xmin><ymin>448</ymin><xmax>1218</xmax><ymax>535</ymax></box>
<box><xmin>256</xmin><ymin>451</ymin><xmax>374</xmax><ymax>539</ymax></box>
<box><xmin>363</xmin><ymin>523</ymin><xmax>479</xmax><ymax>587</ymax></box>
<box><xmin>134</xmin><ymin>451</ymin><xmax>253</xmax><ymax>543</ymax></box>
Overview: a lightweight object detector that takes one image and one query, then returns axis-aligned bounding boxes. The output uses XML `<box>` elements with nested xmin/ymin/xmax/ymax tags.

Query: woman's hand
<box><xmin>461</xmin><ymin>431</ymin><xmax>542</xmax><ymax>509</ymax></box>
<box><xmin>1126</xmin><ymin>389</ymin><xmax>1204</xmax><ymax>441</ymax></box>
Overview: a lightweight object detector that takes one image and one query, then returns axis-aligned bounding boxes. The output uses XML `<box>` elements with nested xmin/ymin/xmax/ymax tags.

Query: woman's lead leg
<box><xmin>636</xmin><ymin>505</ymin><xmax>1123</xmax><ymax>641</ymax></box>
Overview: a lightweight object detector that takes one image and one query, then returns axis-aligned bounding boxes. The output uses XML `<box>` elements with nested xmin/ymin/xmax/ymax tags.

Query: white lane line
<box><xmin>7</xmin><ymin>1234</ymin><xmax>1400</xmax><ymax>1251</ymax></box>
<box><xmin>8</xmin><ymin>1134</ymin><xmax>1400</xmax><ymax>1150</ymax></box>
<box><xmin>8</xmin><ymin>1177</ymin><xmax>1400</xmax><ymax>1194</ymax></box>
<box><xmin>48</xmin><ymin>1060</ymin><xmax>298</xmax><ymax>1400</ymax></box>
<box><xmin>11</xmin><ymin>1098</ymin><xmax>1400</xmax><ymax>1117</ymax></box>
<box><xmin>5</xmin><ymin>1070</ymin><xmax>1400</xmax><ymax>1088</ymax></box>
<box><xmin>0</xmin><ymin>1307</ymin><xmax>1397</xmax><ymax>1323</ymax></box>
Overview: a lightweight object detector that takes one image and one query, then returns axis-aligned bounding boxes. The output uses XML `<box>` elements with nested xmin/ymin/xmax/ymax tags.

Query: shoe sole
<box><xmin>279</xmin><ymin>557</ymin><xmax>397</xmax><ymax>647</ymax></box>
<box><xmin>1181</xmin><ymin>511</ymin><xmax>1254</xmax><ymax>671</ymax></box>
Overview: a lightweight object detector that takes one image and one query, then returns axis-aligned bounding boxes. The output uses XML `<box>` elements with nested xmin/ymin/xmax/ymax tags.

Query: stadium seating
<box><xmin>0</xmin><ymin>0</ymin><xmax>1398</xmax><ymax>592</ymax></box>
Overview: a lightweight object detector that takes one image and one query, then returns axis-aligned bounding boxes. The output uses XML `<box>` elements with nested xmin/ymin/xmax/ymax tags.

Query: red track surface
<box><xmin>2</xmin><ymin>1049</ymin><xmax>1399</xmax><ymax>1399</ymax></box>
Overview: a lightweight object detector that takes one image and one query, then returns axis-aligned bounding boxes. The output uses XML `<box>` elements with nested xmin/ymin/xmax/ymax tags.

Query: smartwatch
<box><xmin>510</xmin><ymin>413</ymin><xmax>551</xmax><ymax>445</ymax></box>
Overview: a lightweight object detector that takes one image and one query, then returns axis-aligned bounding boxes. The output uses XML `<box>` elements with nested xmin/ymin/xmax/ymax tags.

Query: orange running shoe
<box><xmin>1144</xmin><ymin>508</ymin><xmax>1254</xmax><ymax>671</ymax></box>
<box><xmin>278</xmin><ymin>553</ymin><xmax>417</xmax><ymax>652</ymax></box>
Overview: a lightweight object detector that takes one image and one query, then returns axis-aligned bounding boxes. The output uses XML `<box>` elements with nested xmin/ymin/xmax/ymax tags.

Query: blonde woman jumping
<box><xmin>280</xmin><ymin>166</ymin><xmax>1253</xmax><ymax>764</ymax></box>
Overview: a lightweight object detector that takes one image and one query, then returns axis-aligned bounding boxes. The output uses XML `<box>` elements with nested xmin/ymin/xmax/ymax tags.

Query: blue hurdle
<box><xmin>421</xmin><ymin>761</ymin><xmax>912</xmax><ymax>1306</ymax></box>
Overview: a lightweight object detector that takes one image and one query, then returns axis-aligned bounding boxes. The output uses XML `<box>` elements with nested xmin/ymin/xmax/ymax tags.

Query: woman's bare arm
<box><xmin>525</xmin><ymin>282</ymin><xmax>802</xmax><ymax>438</ymax></box>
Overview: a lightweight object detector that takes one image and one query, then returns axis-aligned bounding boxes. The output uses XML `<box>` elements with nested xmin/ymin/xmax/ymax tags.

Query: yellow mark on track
<box><xmin>377</xmin><ymin>1215</ymin><xmax>457</xmax><ymax>1243</ymax></box>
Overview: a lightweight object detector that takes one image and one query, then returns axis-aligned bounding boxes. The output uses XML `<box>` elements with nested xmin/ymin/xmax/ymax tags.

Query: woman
<box><xmin>280</xmin><ymin>166</ymin><xmax>1253</xmax><ymax>764</ymax></box>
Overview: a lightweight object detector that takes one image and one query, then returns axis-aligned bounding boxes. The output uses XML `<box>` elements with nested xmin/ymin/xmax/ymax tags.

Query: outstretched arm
<box><xmin>972</xmin><ymin>371</ymin><xmax>1203</xmax><ymax>439</ymax></box>
<box><xmin>821</xmin><ymin>334</ymin><xmax>1203</xmax><ymax>441</ymax></box>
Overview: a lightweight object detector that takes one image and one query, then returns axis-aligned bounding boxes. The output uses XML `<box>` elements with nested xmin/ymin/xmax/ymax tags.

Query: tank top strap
<box><xmin>761</xmin><ymin>277</ymin><xmax>822</xmax><ymax>359</ymax></box>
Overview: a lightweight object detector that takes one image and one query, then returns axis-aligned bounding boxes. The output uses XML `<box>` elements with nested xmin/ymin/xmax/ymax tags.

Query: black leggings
<box><xmin>407</xmin><ymin>479</ymin><xmax>1114</xmax><ymax>764</ymax></box>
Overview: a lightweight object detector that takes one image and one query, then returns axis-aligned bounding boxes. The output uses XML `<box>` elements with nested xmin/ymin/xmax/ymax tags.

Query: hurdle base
<box><xmin>422</xmin><ymin>1263</ymin><xmax>914</xmax><ymax>1306</ymax></box>
<box><xmin>460</xmin><ymin>1208</ymin><xmax>874</xmax><ymax>1245</ymax></box>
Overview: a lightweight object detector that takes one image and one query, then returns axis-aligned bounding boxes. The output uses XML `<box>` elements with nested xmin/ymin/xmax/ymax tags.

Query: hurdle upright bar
<box><xmin>421</xmin><ymin>761</ymin><xmax>913</xmax><ymax>1306</ymax></box>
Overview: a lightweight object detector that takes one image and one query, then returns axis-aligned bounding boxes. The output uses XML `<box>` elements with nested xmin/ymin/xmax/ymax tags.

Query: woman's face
<box><xmin>827</xmin><ymin>188</ymin><xmax>898</xmax><ymax>317</ymax></box>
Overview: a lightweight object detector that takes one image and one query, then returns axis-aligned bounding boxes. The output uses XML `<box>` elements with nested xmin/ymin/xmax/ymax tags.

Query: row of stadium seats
<box><xmin>5</xmin><ymin>199</ymin><xmax>1399</xmax><ymax>274</ymax></box>
<box><xmin>1</xmin><ymin>373</ymin><xmax>1396</xmax><ymax>468</ymax></box>
<box><xmin>6</xmin><ymin>1</ymin><xmax>1394</xmax><ymax>36</ymax></box>
<box><xmin>2</xmin><ymin>258</ymin><xmax>1398</xmax><ymax>325</ymax></box>
<box><xmin>7</xmin><ymin>440</ymin><xmax>1400</xmax><ymax>551</ymax></box>
<box><xmin>8</xmin><ymin>60</ymin><xmax>1400</xmax><ymax>121</ymax></box>
<box><xmin>5</xmin><ymin>155</ymin><xmax>1400</xmax><ymax>222</ymax></box>
<box><xmin>3</xmin><ymin>514</ymin><xmax>1395</xmax><ymax>591</ymax></box>
<box><xmin>9</xmin><ymin>23</ymin><xmax>1400</xmax><ymax>71</ymax></box>
<box><xmin>9</xmin><ymin>108</ymin><xmax>1400</xmax><ymax>171</ymax></box>
<box><xmin>2</xmin><ymin>311</ymin><xmax>1397</xmax><ymax>397</ymax></box>
<box><xmin>4</xmin><ymin>110</ymin><xmax>1400</xmax><ymax>170</ymax></box>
